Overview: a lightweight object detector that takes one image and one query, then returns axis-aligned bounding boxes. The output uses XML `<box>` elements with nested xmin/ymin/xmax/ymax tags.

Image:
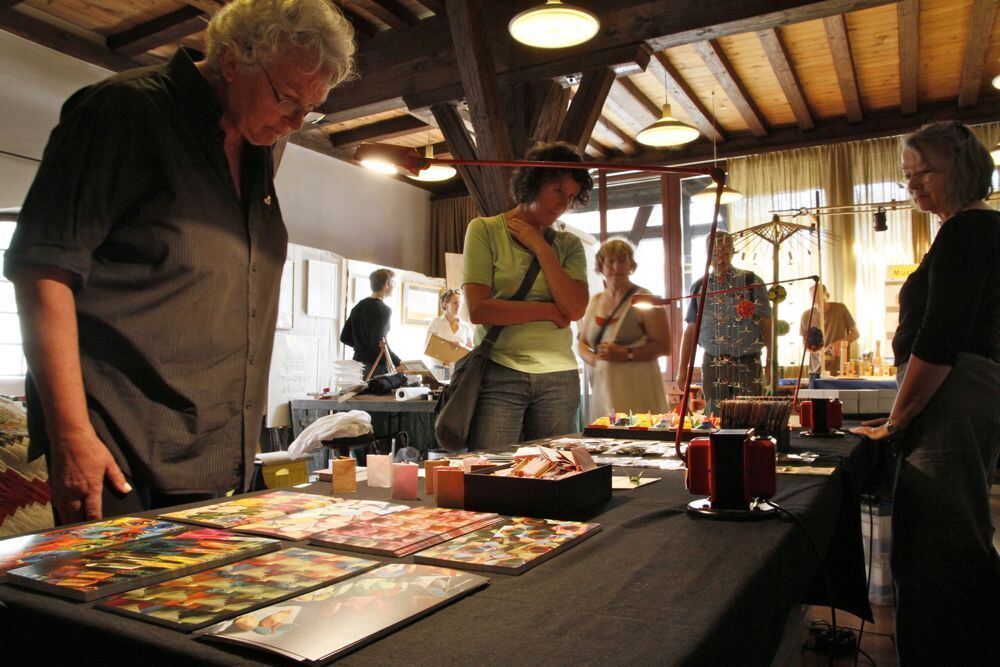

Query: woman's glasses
<box><xmin>896</xmin><ymin>169</ymin><xmax>938</xmax><ymax>190</ymax></box>
<box><xmin>257</xmin><ymin>62</ymin><xmax>315</xmax><ymax>118</ymax></box>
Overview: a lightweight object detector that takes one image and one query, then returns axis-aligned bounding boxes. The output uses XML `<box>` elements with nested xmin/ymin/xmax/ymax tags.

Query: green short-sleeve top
<box><xmin>462</xmin><ymin>213</ymin><xmax>587</xmax><ymax>373</ymax></box>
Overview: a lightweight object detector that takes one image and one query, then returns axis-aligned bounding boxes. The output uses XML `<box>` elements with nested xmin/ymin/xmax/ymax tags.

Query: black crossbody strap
<box><xmin>590</xmin><ymin>285</ymin><xmax>640</xmax><ymax>349</ymax></box>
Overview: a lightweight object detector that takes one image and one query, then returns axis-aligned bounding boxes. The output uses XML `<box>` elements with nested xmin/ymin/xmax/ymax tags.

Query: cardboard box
<box><xmin>464</xmin><ymin>464</ymin><xmax>612</xmax><ymax>520</ymax></box>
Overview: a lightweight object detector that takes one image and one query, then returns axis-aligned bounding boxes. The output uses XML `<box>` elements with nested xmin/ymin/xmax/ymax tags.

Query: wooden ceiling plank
<box><xmin>822</xmin><ymin>15</ymin><xmax>863</xmax><ymax>123</ymax></box>
<box><xmin>431</xmin><ymin>102</ymin><xmax>493</xmax><ymax>217</ymax></box>
<box><xmin>594</xmin><ymin>115</ymin><xmax>641</xmax><ymax>155</ymax></box>
<box><xmin>647</xmin><ymin>52</ymin><xmax>724</xmax><ymax>141</ymax></box>
<box><xmin>337</xmin><ymin>2</ymin><xmax>381</xmax><ymax>37</ymax></box>
<box><xmin>106</xmin><ymin>6</ymin><xmax>207</xmax><ymax>56</ymax></box>
<box><xmin>181</xmin><ymin>0</ymin><xmax>224</xmax><ymax>16</ymax></box>
<box><xmin>692</xmin><ymin>39</ymin><xmax>768</xmax><ymax>137</ymax></box>
<box><xmin>0</xmin><ymin>8</ymin><xmax>139</xmax><ymax>72</ymax></box>
<box><xmin>327</xmin><ymin>1</ymin><xmax>896</xmax><ymax>120</ymax></box>
<box><xmin>327</xmin><ymin>114</ymin><xmax>428</xmax><ymax>148</ymax></box>
<box><xmin>351</xmin><ymin>0</ymin><xmax>415</xmax><ymax>31</ymax></box>
<box><xmin>606</xmin><ymin>78</ymin><xmax>658</xmax><ymax>133</ymax></box>
<box><xmin>557</xmin><ymin>68</ymin><xmax>617</xmax><ymax>154</ymax></box>
<box><xmin>416</xmin><ymin>0</ymin><xmax>445</xmax><ymax>15</ymax></box>
<box><xmin>756</xmin><ymin>28</ymin><xmax>814</xmax><ymax>130</ymax></box>
<box><xmin>957</xmin><ymin>0</ymin><xmax>1000</xmax><ymax>108</ymax></box>
<box><xmin>445</xmin><ymin>0</ymin><xmax>513</xmax><ymax>214</ymax></box>
<box><xmin>897</xmin><ymin>0</ymin><xmax>919</xmax><ymax>115</ymax></box>
<box><xmin>319</xmin><ymin>97</ymin><xmax>407</xmax><ymax>124</ymax></box>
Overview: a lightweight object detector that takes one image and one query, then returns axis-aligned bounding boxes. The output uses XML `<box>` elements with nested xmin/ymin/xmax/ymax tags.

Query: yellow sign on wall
<box><xmin>887</xmin><ymin>264</ymin><xmax>918</xmax><ymax>281</ymax></box>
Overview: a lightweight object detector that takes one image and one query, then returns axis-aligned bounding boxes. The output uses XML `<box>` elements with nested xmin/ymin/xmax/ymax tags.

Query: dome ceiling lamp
<box><xmin>508</xmin><ymin>0</ymin><xmax>601</xmax><ymax>49</ymax></box>
<box><xmin>691</xmin><ymin>91</ymin><xmax>743</xmax><ymax>205</ymax></box>
<box><xmin>636</xmin><ymin>63</ymin><xmax>700</xmax><ymax>148</ymax></box>
<box><xmin>407</xmin><ymin>142</ymin><xmax>457</xmax><ymax>182</ymax></box>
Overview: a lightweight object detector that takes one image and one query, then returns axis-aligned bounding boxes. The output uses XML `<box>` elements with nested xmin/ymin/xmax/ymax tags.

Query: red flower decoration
<box><xmin>735</xmin><ymin>299</ymin><xmax>756</xmax><ymax>320</ymax></box>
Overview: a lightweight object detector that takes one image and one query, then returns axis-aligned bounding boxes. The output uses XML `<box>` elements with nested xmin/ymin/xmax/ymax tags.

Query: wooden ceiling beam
<box><xmin>957</xmin><ymin>0</ymin><xmax>1000</xmax><ymax>108</ymax></box>
<box><xmin>180</xmin><ymin>0</ymin><xmax>224</xmax><ymax>16</ymax></box>
<box><xmin>335</xmin><ymin>2</ymin><xmax>380</xmax><ymax>38</ymax></box>
<box><xmin>605</xmin><ymin>78</ymin><xmax>658</xmax><ymax>133</ymax></box>
<box><xmin>106</xmin><ymin>6</ymin><xmax>207</xmax><ymax>56</ymax></box>
<box><xmin>506</xmin><ymin>80</ymin><xmax>567</xmax><ymax>158</ymax></box>
<box><xmin>0</xmin><ymin>8</ymin><xmax>140</xmax><ymax>72</ymax></box>
<box><xmin>416</xmin><ymin>0</ymin><xmax>445</xmax><ymax>15</ymax></box>
<box><xmin>594</xmin><ymin>115</ymin><xmax>641</xmax><ymax>155</ymax></box>
<box><xmin>897</xmin><ymin>0</ymin><xmax>919</xmax><ymax>115</ymax></box>
<box><xmin>822</xmin><ymin>15</ymin><xmax>863</xmax><ymax>122</ymax></box>
<box><xmin>557</xmin><ymin>68</ymin><xmax>617</xmax><ymax>155</ymax></box>
<box><xmin>756</xmin><ymin>28</ymin><xmax>814</xmax><ymax>130</ymax></box>
<box><xmin>349</xmin><ymin>0</ymin><xmax>416</xmax><ymax>31</ymax></box>
<box><xmin>444</xmin><ymin>0</ymin><xmax>512</xmax><ymax>215</ymax></box>
<box><xmin>603</xmin><ymin>95</ymin><xmax>1000</xmax><ymax>168</ymax></box>
<box><xmin>0</xmin><ymin>1</ymin><xmax>25</xmax><ymax>8</ymax></box>
<box><xmin>693</xmin><ymin>39</ymin><xmax>768</xmax><ymax>137</ymax></box>
<box><xmin>326</xmin><ymin>114</ymin><xmax>428</xmax><ymax>148</ymax></box>
<box><xmin>324</xmin><ymin>0</ymin><xmax>895</xmax><ymax>118</ymax></box>
<box><xmin>431</xmin><ymin>102</ymin><xmax>493</xmax><ymax>216</ymax></box>
<box><xmin>647</xmin><ymin>52</ymin><xmax>724</xmax><ymax>142</ymax></box>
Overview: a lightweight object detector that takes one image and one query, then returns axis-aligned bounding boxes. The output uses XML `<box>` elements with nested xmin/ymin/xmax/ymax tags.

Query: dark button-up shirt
<box><xmin>4</xmin><ymin>48</ymin><xmax>287</xmax><ymax>494</ymax></box>
<box><xmin>340</xmin><ymin>297</ymin><xmax>401</xmax><ymax>375</ymax></box>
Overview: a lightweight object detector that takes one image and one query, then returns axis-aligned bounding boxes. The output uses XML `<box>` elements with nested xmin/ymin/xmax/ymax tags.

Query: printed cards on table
<box><xmin>6</xmin><ymin>528</ymin><xmax>279</xmax><ymax>601</ymax></box>
<box><xmin>235</xmin><ymin>499</ymin><xmax>410</xmax><ymax>541</ymax></box>
<box><xmin>0</xmin><ymin>516</ymin><xmax>186</xmax><ymax>581</ymax></box>
<box><xmin>414</xmin><ymin>516</ymin><xmax>602</xmax><ymax>574</ymax></box>
<box><xmin>97</xmin><ymin>548</ymin><xmax>378</xmax><ymax>631</ymax></box>
<box><xmin>201</xmin><ymin>563</ymin><xmax>489</xmax><ymax>664</ymax></box>
<box><xmin>309</xmin><ymin>507</ymin><xmax>502</xmax><ymax>558</ymax></box>
<box><xmin>159</xmin><ymin>491</ymin><xmax>339</xmax><ymax>529</ymax></box>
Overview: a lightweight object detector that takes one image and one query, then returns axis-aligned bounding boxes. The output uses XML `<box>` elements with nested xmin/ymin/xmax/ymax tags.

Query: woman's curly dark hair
<box><xmin>509</xmin><ymin>141</ymin><xmax>593</xmax><ymax>208</ymax></box>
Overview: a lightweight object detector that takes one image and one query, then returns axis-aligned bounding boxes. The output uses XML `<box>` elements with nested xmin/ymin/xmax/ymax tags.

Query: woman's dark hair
<box><xmin>903</xmin><ymin>121</ymin><xmax>995</xmax><ymax>214</ymax></box>
<box><xmin>509</xmin><ymin>141</ymin><xmax>593</xmax><ymax>208</ymax></box>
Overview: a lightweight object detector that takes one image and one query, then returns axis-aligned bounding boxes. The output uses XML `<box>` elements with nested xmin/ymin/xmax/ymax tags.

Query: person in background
<box><xmin>463</xmin><ymin>142</ymin><xmax>591</xmax><ymax>451</ymax></box>
<box><xmin>4</xmin><ymin>0</ymin><xmax>355</xmax><ymax>523</ymax></box>
<box><xmin>676</xmin><ymin>231</ymin><xmax>772</xmax><ymax>415</ymax></box>
<box><xmin>850</xmin><ymin>121</ymin><xmax>999</xmax><ymax>665</ymax></box>
<box><xmin>578</xmin><ymin>239</ymin><xmax>670</xmax><ymax>419</ymax></box>
<box><xmin>425</xmin><ymin>288</ymin><xmax>473</xmax><ymax>379</ymax></box>
<box><xmin>340</xmin><ymin>268</ymin><xmax>401</xmax><ymax>378</ymax></box>
<box><xmin>799</xmin><ymin>283</ymin><xmax>859</xmax><ymax>381</ymax></box>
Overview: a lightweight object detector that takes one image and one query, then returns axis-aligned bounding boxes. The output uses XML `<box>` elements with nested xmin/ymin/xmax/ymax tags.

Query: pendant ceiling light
<box><xmin>509</xmin><ymin>0</ymin><xmax>600</xmax><ymax>49</ymax></box>
<box><xmin>691</xmin><ymin>91</ymin><xmax>742</xmax><ymax>204</ymax></box>
<box><xmin>993</xmin><ymin>73</ymin><xmax>1000</xmax><ymax>90</ymax></box>
<box><xmin>636</xmin><ymin>102</ymin><xmax>700</xmax><ymax>147</ymax></box>
<box><xmin>407</xmin><ymin>145</ymin><xmax>456</xmax><ymax>182</ymax></box>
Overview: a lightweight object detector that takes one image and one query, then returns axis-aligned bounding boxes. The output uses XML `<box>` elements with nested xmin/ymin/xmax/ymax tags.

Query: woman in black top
<box><xmin>852</xmin><ymin>122</ymin><xmax>999</xmax><ymax>665</ymax></box>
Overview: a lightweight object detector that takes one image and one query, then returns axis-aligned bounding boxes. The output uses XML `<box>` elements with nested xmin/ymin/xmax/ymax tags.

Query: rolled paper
<box><xmin>392</xmin><ymin>462</ymin><xmax>419</xmax><ymax>500</ymax></box>
<box><xmin>331</xmin><ymin>457</ymin><xmax>356</xmax><ymax>494</ymax></box>
<box><xmin>366</xmin><ymin>454</ymin><xmax>392</xmax><ymax>488</ymax></box>
<box><xmin>395</xmin><ymin>386</ymin><xmax>431</xmax><ymax>401</ymax></box>
<box><xmin>423</xmin><ymin>459</ymin><xmax>450</xmax><ymax>495</ymax></box>
<box><xmin>435</xmin><ymin>467</ymin><xmax>464</xmax><ymax>509</ymax></box>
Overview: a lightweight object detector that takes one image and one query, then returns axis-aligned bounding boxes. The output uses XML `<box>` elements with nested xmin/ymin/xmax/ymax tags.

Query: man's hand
<box><xmin>50</xmin><ymin>430</ymin><xmax>131</xmax><ymax>522</ymax></box>
<box><xmin>506</xmin><ymin>216</ymin><xmax>550</xmax><ymax>256</ymax></box>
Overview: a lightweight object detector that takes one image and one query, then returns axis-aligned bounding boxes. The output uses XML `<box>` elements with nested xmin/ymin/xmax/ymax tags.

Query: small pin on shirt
<box><xmin>263</xmin><ymin>194</ymin><xmax>272</xmax><ymax>207</ymax></box>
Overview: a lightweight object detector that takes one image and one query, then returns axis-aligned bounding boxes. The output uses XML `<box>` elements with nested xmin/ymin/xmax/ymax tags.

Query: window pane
<box><xmin>0</xmin><ymin>282</ymin><xmax>15</xmax><ymax>314</ymax></box>
<box><xmin>0</xmin><ymin>313</ymin><xmax>21</xmax><ymax>344</ymax></box>
<box><xmin>0</xmin><ymin>344</ymin><xmax>25</xmax><ymax>376</ymax></box>
<box><xmin>0</xmin><ymin>221</ymin><xmax>15</xmax><ymax>250</ymax></box>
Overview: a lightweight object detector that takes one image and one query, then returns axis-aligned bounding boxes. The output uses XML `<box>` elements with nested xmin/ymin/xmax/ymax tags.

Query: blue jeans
<box><xmin>467</xmin><ymin>360</ymin><xmax>580</xmax><ymax>451</ymax></box>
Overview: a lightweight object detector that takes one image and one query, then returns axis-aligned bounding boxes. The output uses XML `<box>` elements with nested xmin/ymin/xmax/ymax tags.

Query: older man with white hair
<box><xmin>4</xmin><ymin>0</ymin><xmax>355</xmax><ymax>522</ymax></box>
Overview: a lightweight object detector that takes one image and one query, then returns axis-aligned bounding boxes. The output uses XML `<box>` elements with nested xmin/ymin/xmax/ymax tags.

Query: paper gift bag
<box><xmin>331</xmin><ymin>457</ymin><xmax>356</xmax><ymax>493</ymax></box>
<box><xmin>392</xmin><ymin>463</ymin><xmax>419</xmax><ymax>500</ymax></box>
<box><xmin>423</xmin><ymin>460</ymin><xmax>450</xmax><ymax>495</ymax></box>
<box><xmin>435</xmin><ymin>467</ymin><xmax>464</xmax><ymax>509</ymax></box>
<box><xmin>367</xmin><ymin>454</ymin><xmax>392</xmax><ymax>488</ymax></box>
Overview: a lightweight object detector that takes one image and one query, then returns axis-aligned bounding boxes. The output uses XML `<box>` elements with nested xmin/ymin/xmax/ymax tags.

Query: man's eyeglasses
<box><xmin>257</xmin><ymin>62</ymin><xmax>315</xmax><ymax>118</ymax></box>
<box><xmin>897</xmin><ymin>169</ymin><xmax>938</xmax><ymax>190</ymax></box>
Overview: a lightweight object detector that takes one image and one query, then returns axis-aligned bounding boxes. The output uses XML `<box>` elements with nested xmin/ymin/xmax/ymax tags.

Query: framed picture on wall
<box><xmin>276</xmin><ymin>260</ymin><xmax>294</xmax><ymax>330</ymax></box>
<box><xmin>402</xmin><ymin>283</ymin><xmax>440</xmax><ymax>325</ymax></box>
<box><xmin>306</xmin><ymin>259</ymin><xmax>338</xmax><ymax>319</ymax></box>
<box><xmin>347</xmin><ymin>273</ymin><xmax>368</xmax><ymax>314</ymax></box>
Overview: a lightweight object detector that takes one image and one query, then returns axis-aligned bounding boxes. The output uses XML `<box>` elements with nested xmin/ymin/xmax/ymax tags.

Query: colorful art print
<box><xmin>236</xmin><ymin>499</ymin><xmax>410</xmax><ymax>541</ymax></box>
<box><xmin>159</xmin><ymin>491</ymin><xmax>340</xmax><ymax>529</ymax></box>
<box><xmin>0</xmin><ymin>516</ymin><xmax>186</xmax><ymax>580</ymax></box>
<box><xmin>309</xmin><ymin>507</ymin><xmax>502</xmax><ymax>558</ymax></box>
<box><xmin>202</xmin><ymin>563</ymin><xmax>489</xmax><ymax>664</ymax></box>
<box><xmin>414</xmin><ymin>517</ymin><xmax>602</xmax><ymax>575</ymax></box>
<box><xmin>7</xmin><ymin>528</ymin><xmax>279</xmax><ymax>601</ymax></box>
<box><xmin>97</xmin><ymin>548</ymin><xmax>378</xmax><ymax>631</ymax></box>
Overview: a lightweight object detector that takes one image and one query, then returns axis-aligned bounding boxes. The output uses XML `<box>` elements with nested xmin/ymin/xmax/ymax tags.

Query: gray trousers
<box><xmin>892</xmin><ymin>353</ymin><xmax>1000</xmax><ymax>665</ymax></box>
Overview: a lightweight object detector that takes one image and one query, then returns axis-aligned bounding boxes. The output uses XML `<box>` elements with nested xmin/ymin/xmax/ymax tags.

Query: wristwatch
<box><xmin>884</xmin><ymin>420</ymin><xmax>898</xmax><ymax>435</ymax></box>
<box><xmin>627</xmin><ymin>349</ymin><xmax>634</xmax><ymax>361</ymax></box>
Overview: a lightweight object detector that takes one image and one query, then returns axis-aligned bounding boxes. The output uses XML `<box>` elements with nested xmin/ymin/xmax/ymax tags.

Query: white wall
<box><xmin>0</xmin><ymin>30</ymin><xmax>433</xmax><ymax>274</ymax></box>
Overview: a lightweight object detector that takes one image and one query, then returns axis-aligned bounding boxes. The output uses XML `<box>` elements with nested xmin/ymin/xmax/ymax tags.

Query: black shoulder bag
<box><xmin>434</xmin><ymin>232</ymin><xmax>552</xmax><ymax>452</ymax></box>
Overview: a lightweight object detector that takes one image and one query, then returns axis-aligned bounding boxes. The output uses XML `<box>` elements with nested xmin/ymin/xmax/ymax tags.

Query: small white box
<box><xmin>840</xmin><ymin>398</ymin><xmax>860</xmax><ymax>415</ymax></box>
<box><xmin>878</xmin><ymin>397</ymin><xmax>895</xmax><ymax>413</ymax></box>
<box><xmin>858</xmin><ymin>390</ymin><xmax>880</xmax><ymax>414</ymax></box>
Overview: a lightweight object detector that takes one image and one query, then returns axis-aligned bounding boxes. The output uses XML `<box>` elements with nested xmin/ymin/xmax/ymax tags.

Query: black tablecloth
<box><xmin>0</xmin><ymin>431</ymin><xmax>880</xmax><ymax>666</ymax></box>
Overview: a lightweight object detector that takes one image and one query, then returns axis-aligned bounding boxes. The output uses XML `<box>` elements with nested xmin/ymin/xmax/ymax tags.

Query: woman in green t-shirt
<box><xmin>461</xmin><ymin>143</ymin><xmax>592</xmax><ymax>451</ymax></box>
